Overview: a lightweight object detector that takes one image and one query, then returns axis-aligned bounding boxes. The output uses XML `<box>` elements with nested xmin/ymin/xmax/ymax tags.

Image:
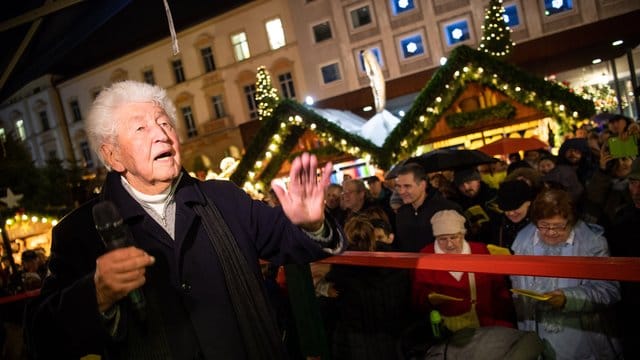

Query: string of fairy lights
<box><xmin>237</xmin><ymin>0</ymin><xmax>593</xmax><ymax>190</ymax></box>
<box><xmin>241</xmin><ymin>111</ymin><xmax>375</xmax><ymax>193</ymax></box>
<box><xmin>239</xmin><ymin>53</ymin><xmax>589</xmax><ymax>191</ymax></box>
<box><xmin>478</xmin><ymin>0</ymin><xmax>515</xmax><ymax>58</ymax></box>
<box><xmin>255</xmin><ymin>65</ymin><xmax>280</xmax><ymax>121</ymax></box>
<box><xmin>1</xmin><ymin>213</ymin><xmax>58</xmax><ymax>239</ymax></box>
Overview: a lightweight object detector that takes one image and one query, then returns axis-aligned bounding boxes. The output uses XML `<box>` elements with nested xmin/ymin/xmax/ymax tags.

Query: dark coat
<box><xmin>326</xmin><ymin>255</ymin><xmax>412</xmax><ymax>360</ymax></box>
<box><xmin>26</xmin><ymin>171</ymin><xmax>343</xmax><ymax>359</ymax></box>
<box><xmin>395</xmin><ymin>189</ymin><xmax>462</xmax><ymax>252</ymax></box>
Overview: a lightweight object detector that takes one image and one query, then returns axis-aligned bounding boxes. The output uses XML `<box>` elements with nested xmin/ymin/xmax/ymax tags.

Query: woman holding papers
<box><xmin>511</xmin><ymin>188</ymin><xmax>623</xmax><ymax>359</ymax></box>
<box><xmin>412</xmin><ymin>210</ymin><xmax>515</xmax><ymax>332</ymax></box>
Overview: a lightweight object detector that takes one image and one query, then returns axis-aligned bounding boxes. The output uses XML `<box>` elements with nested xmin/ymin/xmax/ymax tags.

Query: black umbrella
<box><xmin>386</xmin><ymin>149</ymin><xmax>497</xmax><ymax>178</ymax></box>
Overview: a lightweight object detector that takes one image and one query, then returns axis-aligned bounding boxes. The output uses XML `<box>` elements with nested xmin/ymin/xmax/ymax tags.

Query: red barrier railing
<box><xmin>0</xmin><ymin>289</ymin><xmax>40</xmax><ymax>305</ymax></box>
<box><xmin>318</xmin><ymin>251</ymin><xmax>640</xmax><ymax>282</ymax></box>
<box><xmin>3</xmin><ymin>252</ymin><xmax>638</xmax><ymax>306</ymax></box>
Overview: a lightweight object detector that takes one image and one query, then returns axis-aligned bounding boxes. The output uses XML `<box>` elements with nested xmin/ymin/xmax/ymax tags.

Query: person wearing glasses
<box><xmin>412</xmin><ymin>210</ymin><xmax>515</xmax><ymax>333</ymax></box>
<box><xmin>510</xmin><ymin>188</ymin><xmax>623</xmax><ymax>359</ymax></box>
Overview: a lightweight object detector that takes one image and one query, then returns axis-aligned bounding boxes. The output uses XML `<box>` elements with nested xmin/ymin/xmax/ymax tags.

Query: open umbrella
<box><xmin>477</xmin><ymin>137</ymin><xmax>548</xmax><ymax>156</ymax></box>
<box><xmin>386</xmin><ymin>149</ymin><xmax>497</xmax><ymax>178</ymax></box>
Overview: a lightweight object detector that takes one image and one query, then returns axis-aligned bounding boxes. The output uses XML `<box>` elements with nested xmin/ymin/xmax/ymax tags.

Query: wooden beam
<box><xmin>0</xmin><ymin>18</ymin><xmax>43</xmax><ymax>91</ymax></box>
<box><xmin>0</xmin><ymin>0</ymin><xmax>86</xmax><ymax>33</ymax></box>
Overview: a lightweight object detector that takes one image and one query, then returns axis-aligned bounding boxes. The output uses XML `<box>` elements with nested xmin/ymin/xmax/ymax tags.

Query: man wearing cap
<box><xmin>450</xmin><ymin>167</ymin><xmax>497</xmax><ymax>243</ymax></box>
<box><xmin>488</xmin><ymin>180</ymin><xmax>533</xmax><ymax>250</ymax></box>
<box><xmin>608</xmin><ymin>114</ymin><xmax>639</xmax><ymax>140</ymax></box>
<box><xmin>394</xmin><ymin>163</ymin><xmax>462</xmax><ymax>252</ymax></box>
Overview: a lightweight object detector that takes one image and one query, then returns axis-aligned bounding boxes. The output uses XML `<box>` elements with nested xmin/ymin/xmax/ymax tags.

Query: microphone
<box><xmin>92</xmin><ymin>200</ymin><xmax>147</xmax><ymax>321</ymax></box>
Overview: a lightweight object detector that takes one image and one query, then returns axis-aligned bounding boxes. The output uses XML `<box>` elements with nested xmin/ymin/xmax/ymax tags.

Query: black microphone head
<box><xmin>92</xmin><ymin>201</ymin><xmax>124</xmax><ymax>231</ymax></box>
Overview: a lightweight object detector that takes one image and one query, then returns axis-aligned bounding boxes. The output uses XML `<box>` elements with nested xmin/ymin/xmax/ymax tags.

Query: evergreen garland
<box><xmin>446</xmin><ymin>101</ymin><xmax>516</xmax><ymax>128</ymax></box>
<box><xmin>231</xmin><ymin>45</ymin><xmax>595</xmax><ymax>186</ymax></box>
<box><xmin>381</xmin><ymin>45</ymin><xmax>595</xmax><ymax>164</ymax></box>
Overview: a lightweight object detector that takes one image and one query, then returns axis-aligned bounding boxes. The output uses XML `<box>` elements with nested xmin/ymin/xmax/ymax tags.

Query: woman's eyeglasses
<box><xmin>536</xmin><ymin>223</ymin><xmax>568</xmax><ymax>233</ymax></box>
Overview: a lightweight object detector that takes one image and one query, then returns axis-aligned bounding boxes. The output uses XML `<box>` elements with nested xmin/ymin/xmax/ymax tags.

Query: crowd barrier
<box><xmin>318</xmin><ymin>251</ymin><xmax>640</xmax><ymax>282</ymax></box>
<box><xmin>2</xmin><ymin>252</ymin><xmax>638</xmax><ymax>306</ymax></box>
<box><xmin>0</xmin><ymin>289</ymin><xmax>40</xmax><ymax>305</ymax></box>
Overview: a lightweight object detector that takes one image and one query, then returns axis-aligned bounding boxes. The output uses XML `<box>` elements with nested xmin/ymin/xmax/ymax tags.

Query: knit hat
<box><xmin>431</xmin><ymin>210</ymin><xmax>466</xmax><ymax>236</ymax></box>
<box><xmin>454</xmin><ymin>168</ymin><xmax>481</xmax><ymax>186</ymax></box>
<box><xmin>497</xmin><ymin>180</ymin><xmax>532</xmax><ymax>211</ymax></box>
<box><xmin>629</xmin><ymin>158</ymin><xmax>640</xmax><ymax>180</ymax></box>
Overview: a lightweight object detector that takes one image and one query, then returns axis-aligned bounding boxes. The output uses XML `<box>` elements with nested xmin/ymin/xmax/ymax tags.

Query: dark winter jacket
<box><xmin>26</xmin><ymin>170</ymin><xmax>343</xmax><ymax>359</ymax></box>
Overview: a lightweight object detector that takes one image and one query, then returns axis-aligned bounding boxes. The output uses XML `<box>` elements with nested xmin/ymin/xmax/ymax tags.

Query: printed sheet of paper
<box><xmin>487</xmin><ymin>244</ymin><xmax>511</xmax><ymax>255</ymax></box>
<box><xmin>429</xmin><ymin>292</ymin><xmax>464</xmax><ymax>302</ymax></box>
<box><xmin>510</xmin><ymin>288</ymin><xmax>552</xmax><ymax>301</ymax></box>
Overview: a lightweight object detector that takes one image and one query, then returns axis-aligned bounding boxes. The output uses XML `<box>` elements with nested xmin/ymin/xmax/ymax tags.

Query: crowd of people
<box><xmin>0</xmin><ymin>248</ymin><xmax>49</xmax><ymax>296</ymax></box>
<box><xmin>1</xmin><ymin>78</ymin><xmax>638</xmax><ymax>359</ymax></box>
<box><xmin>308</xmin><ymin>115</ymin><xmax>639</xmax><ymax>359</ymax></box>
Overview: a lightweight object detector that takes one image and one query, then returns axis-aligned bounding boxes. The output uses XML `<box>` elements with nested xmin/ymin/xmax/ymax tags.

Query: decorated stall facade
<box><xmin>231</xmin><ymin>44</ymin><xmax>595</xmax><ymax>189</ymax></box>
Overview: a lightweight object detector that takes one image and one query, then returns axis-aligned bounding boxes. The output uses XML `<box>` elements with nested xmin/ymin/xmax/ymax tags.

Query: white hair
<box><xmin>86</xmin><ymin>80</ymin><xmax>177</xmax><ymax>169</ymax></box>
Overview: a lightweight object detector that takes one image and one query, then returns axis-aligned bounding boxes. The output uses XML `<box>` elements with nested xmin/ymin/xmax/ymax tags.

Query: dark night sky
<box><xmin>0</xmin><ymin>0</ymin><xmax>251</xmax><ymax>101</ymax></box>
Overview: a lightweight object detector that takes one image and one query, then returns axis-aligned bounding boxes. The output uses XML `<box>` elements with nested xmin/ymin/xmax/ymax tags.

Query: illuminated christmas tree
<box><xmin>255</xmin><ymin>66</ymin><xmax>280</xmax><ymax>121</ymax></box>
<box><xmin>478</xmin><ymin>0</ymin><xmax>514</xmax><ymax>58</ymax></box>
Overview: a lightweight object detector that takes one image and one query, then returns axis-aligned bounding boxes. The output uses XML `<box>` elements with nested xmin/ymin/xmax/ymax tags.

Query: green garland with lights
<box><xmin>381</xmin><ymin>45</ymin><xmax>595</xmax><ymax>165</ymax></box>
<box><xmin>446</xmin><ymin>101</ymin><xmax>515</xmax><ymax>128</ymax></box>
<box><xmin>231</xmin><ymin>45</ymin><xmax>595</xmax><ymax>186</ymax></box>
<box><xmin>230</xmin><ymin>99</ymin><xmax>381</xmax><ymax>186</ymax></box>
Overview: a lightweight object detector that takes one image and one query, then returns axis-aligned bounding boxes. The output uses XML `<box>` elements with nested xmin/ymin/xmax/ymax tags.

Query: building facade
<box><xmin>0</xmin><ymin>0</ymin><xmax>638</xmax><ymax>175</ymax></box>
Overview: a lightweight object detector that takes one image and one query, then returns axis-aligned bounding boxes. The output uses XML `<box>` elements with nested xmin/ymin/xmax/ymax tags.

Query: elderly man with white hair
<box><xmin>26</xmin><ymin>80</ymin><xmax>344</xmax><ymax>360</ymax></box>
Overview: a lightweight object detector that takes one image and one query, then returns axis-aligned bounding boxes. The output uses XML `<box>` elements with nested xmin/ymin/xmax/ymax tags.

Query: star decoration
<box><xmin>1</xmin><ymin>188</ymin><xmax>24</xmax><ymax>209</ymax></box>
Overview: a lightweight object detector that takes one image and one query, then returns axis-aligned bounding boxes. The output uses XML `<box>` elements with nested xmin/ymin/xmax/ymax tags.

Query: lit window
<box><xmin>182</xmin><ymin>106</ymin><xmax>198</xmax><ymax>138</ymax></box>
<box><xmin>399</xmin><ymin>34</ymin><xmax>425</xmax><ymax>59</ymax></box>
<box><xmin>243</xmin><ymin>84</ymin><xmax>258</xmax><ymax>120</ymax></box>
<box><xmin>80</xmin><ymin>141</ymin><xmax>93</xmax><ymax>168</ymax></box>
<box><xmin>70</xmin><ymin>100</ymin><xmax>82</xmax><ymax>122</ymax></box>
<box><xmin>172</xmin><ymin>59</ymin><xmax>186</xmax><ymax>83</ymax></box>
<box><xmin>503</xmin><ymin>4</ymin><xmax>520</xmax><ymax>28</ymax></box>
<box><xmin>544</xmin><ymin>0</ymin><xmax>573</xmax><ymax>16</ymax></box>
<box><xmin>444</xmin><ymin>20</ymin><xmax>470</xmax><ymax>46</ymax></box>
<box><xmin>143</xmin><ymin>69</ymin><xmax>156</xmax><ymax>85</ymax></box>
<box><xmin>312</xmin><ymin>21</ymin><xmax>332</xmax><ymax>43</ymax></box>
<box><xmin>350</xmin><ymin>6</ymin><xmax>372</xmax><ymax>29</ymax></box>
<box><xmin>358</xmin><ymin>47</ymin><xmax>383</xmax><ymax>72</ymax></box>
<box><xmin>321</xmin><ymin>63</ymin><xmax>341</xmax><ymax>84</ymax></box>
<box><xmin>231</xmin><ymin>32</ymin><xmax>251</xmax><ymax>61</ymax></box>
<box><xmin>0</xmin><ymin>128</ymin><xmax>5</xmax><ymax>142</ymax></box>
<box><xmin>211</xmin><ymin>95</ymin><xmax>226</xmax><ymax>119</ymax></box>
<box><xmin>278</xmin><ymin>72</ymin><xmax>296</xmax><ymax>99</ymax></box>
<box><xmin>201</xmin><ymin>47</ymin><xmax>216</xmax><ymax>73</ymax></box>
<box><xmin>266</xmin><ymin>18</ymin><xmax>286</xmax><ymax>50</ymax></box>
<box><xmin>15</xmin><ymin>119</ymin><xmax>26</xmax><ymax>141</ymax></box>
<box><xmin>391</xmin><ymin>0</ymin><xmax>415</xmax><ymax>16</ymax></box>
